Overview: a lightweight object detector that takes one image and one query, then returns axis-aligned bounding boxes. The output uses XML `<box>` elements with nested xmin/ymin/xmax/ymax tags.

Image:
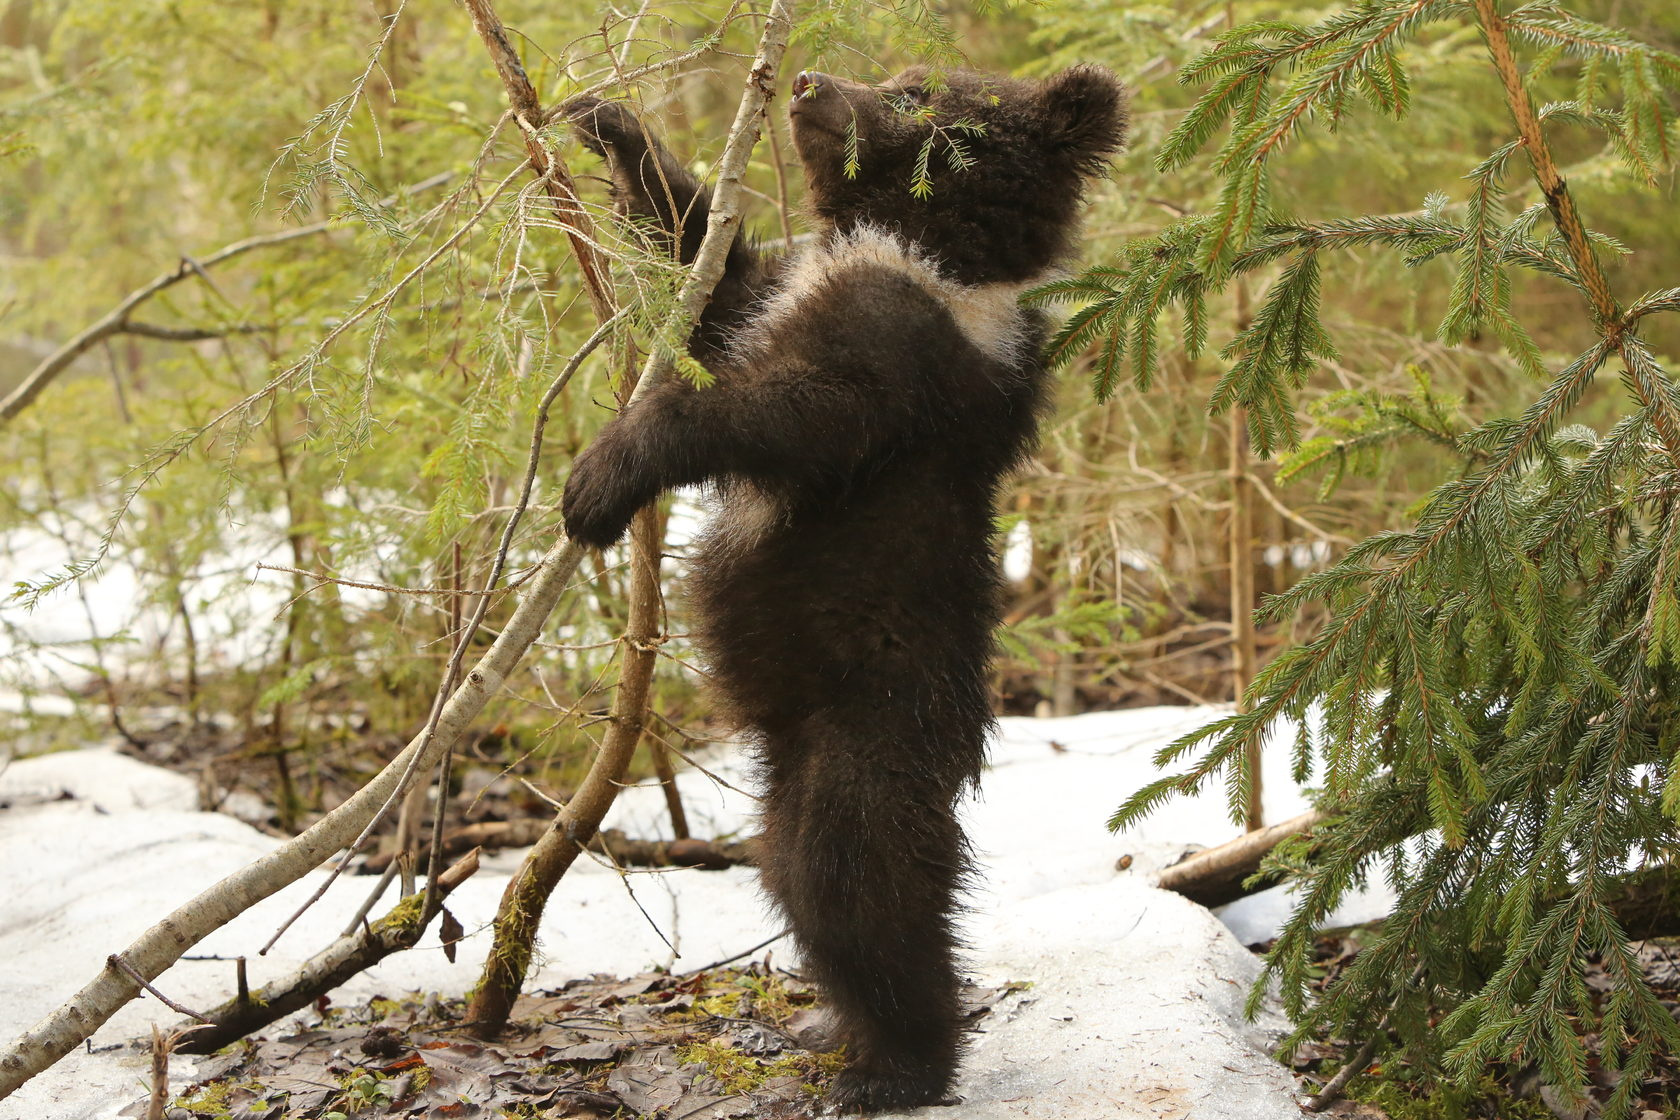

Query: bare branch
<box><xmin>0</xmin><ymin>171</ymin><xmax>452</xmax><ymax>425</ymax></box>
<box><xmin>104</xmin><ymin>955</ymin><xmax>214</xmax><ymax>1024</ymax></box>
<box><xmin>120</xmin><ymin>322</ymin><xmax>271</xmax><ymax>342</ymax></box>
<box><xmin>627</xmin><ymin>0</ymin><xmax>795</xmax><ymax>406</ymax></box>
<box><xmin>461</xmin><ymin>0</ymin><xmax>616</xmax><ymax>321</ymax></box>
<box><xmin>174</xmin><ymin>850</ymin><xmax>482</xmax><ymax>1055</ymax></box>
<box><xmin>464</xmin><ymin>504</ymin><xmax>664</xmax><ymax>1033</ymax></box>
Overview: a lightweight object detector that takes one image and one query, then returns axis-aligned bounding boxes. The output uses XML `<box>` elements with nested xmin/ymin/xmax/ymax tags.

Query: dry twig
<box><xmin>177</xmin><ymin>850</ymin><xmax>482</xmax><ymax>1055</ymax></box>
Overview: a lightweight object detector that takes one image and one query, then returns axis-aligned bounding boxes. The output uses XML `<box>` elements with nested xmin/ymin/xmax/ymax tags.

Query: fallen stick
<box><xmin>361</xmin><ymin>823</ymin><xmax>756</xmax><ymax>875</ymax></box>
<box><xmin>614</xmin><ymin>832</ymin><xmax>756</xmax><ymax>871</ymax></box>
<box><xmin>357</xmin><ymin>819</ymin><xmax>553</xmax><ymax>874</ymax></box>
<box><xmin>175</xmin><ymin>850</ymin><xmax>481</xmax><ymax>1055</ymax></box>
<box><xmin>1151</xmin><ymin>812</ymin><xmax>1680</xmax><ymax>946</ymax></box>
<box><xmin>1150</xmin><ymin>809</ymin><xmax>1325</xmax><ymax>908</ymax></box>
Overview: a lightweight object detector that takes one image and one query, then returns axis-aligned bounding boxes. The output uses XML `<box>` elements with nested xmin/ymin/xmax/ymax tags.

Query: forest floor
<box><xmin>2</xmin><ymin>708</ymin><xmax>1325</xmax><ymax>1120</ymax></box>
<box><xmin>5</xmin><ymin>710</ymin><xmax>1678</xmax><ymax>1120</ymax></box>
<box><xmin>137</xmin><ymin>967</ymin><xmax>1017</xmax><ymax>1120</ymax></box>
<box><xmin>121</xmin><ymin>925</ymin><xmax>1680</xmax><ymax>1120</ymax></box>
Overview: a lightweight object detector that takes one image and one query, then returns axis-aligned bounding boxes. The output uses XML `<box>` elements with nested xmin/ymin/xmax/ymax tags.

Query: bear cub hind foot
<box><xmin>823</xmin><ymin>1065</ymin><xmax>959</xmax><ymax>1115</ymax></box>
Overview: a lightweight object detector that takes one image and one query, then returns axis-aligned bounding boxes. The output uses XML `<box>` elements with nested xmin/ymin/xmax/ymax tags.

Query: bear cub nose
<box><xmin>792</xmin><ymin>70</ymin><xmax>825</xmax><ymax>99</ymax></box>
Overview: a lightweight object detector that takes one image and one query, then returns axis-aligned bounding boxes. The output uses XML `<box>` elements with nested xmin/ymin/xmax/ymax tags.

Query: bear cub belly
<box><xmin>561</xmin><ymin>61</ymin><xmax>1126</xmax><ymax>1113</ymax></box>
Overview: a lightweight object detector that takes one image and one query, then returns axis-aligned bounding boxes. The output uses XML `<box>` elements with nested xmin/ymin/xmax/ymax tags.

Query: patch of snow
<box><xmin>0</xmin><ymin>504</ymin><xmax>406</xmax><ymax>704</ymax></box>
<box><xmin>0</xmin><ymin>708</ymin><xmax>1380</xmax><ymax>1119</ymax></box>
<box><xmin>0</xmin><ymin>688</ymin><xmax>79</xmax><ymax>719</ymax></box>
<box><xmin>953</xmin><ymin>880</ymin><xmax>1300</xmax><ymax>1120</ymax></box>
<box><xmin>1262</xmin><ymin>540</ymin><xmax>1333</xmax><ymax>569</ymax></box>
<box><xmin>1001</xmin><ymin>520</ymin><xmax>1032</xmax><ymax>583</ymax></box>
<box><xmin>985</xmin><ymin>710</ymin><xmax>1396</xmax><ymax>941</ymax></box>
<box><xmin>0</xmin><ymin>745</ymin><xmax>199</xmax><ymax>813</ymax></box>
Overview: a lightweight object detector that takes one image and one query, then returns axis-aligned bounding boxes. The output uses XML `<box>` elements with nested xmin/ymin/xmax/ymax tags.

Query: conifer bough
<box><xmin>1039</xmin><ymin>1</ymin><xmax>1680</xmax><ymax>1112</ymax></box>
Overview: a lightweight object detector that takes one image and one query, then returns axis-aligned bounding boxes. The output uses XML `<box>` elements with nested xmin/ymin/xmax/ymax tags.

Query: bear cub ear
<box><xmin>1041</xmin><ymin>65</ymin><xmax>1129</xmax><ymax>169</ymax></box>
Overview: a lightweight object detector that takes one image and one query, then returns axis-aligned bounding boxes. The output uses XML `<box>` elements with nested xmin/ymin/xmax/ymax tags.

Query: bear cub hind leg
<box><xmin>757</xmin><ymin>738</ymin><xmax>971</xmax><ymax>1113</ymax></box>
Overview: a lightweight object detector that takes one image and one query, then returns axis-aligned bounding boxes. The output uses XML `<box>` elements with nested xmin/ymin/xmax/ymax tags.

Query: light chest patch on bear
<box><xmin>734</xmin><ymin>225</ymin><xmax>1037</xmax><ymax>366</ymax></box>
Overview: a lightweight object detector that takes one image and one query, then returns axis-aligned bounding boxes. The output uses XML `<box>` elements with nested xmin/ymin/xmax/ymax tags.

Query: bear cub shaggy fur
<box><xmin>562</xmin><ymin>64</ymin><xmax>1126</xmax><ymax>1112</ymax></box>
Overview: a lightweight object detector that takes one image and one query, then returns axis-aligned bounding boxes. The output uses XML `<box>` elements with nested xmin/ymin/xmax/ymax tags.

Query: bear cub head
<box><xmin>787</xmin><ymin>65</ymin><xmax>1127</xmax><ymax>287</ymax></box>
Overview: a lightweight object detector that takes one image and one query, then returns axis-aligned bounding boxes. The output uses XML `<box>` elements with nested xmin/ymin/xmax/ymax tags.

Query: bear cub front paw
<box><xmin>560</xmin><ymin>442</ymin><xmax>640</xmax><ymax>549</ymax></box>
<box><xmin>562</xmin><ymin>96</ymin><xmax>647</xmax><ymax>160</ymax></box>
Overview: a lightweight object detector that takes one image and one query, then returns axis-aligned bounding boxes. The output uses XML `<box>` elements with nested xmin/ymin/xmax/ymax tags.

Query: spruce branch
<box><xmin>1244</xmin><ymin>0</ymin><xmax>1446</xmax><ymax>166</ymax></box>
<box><xmin>1475</xmin><ymin>0</ymin><xmax>1680</xmax><ymax>471</ymax></box>
<box><xmin>1502</xmin><ymin>5</ymin><xmax>1680</xmax><ymax>79</ymax></box>
<box><xmin>1472</xmin><ymin>0</ymin><xmax>1619</xmax><ymax>328</ymax></box>
<box><xmin>1094</xmin><ymin>9</ymin><xmax>1680</xmax><ymax>1110</ymax></box>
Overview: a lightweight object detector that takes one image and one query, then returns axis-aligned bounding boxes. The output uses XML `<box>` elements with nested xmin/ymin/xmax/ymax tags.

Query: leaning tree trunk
<box><xmin>455</xmin><ymin>0</ymin><xmax>797</xmax><ymax>1039</ymax></box>
<box><xmin>0</xmin><ymin>536</ymin><xmax>586</xmax><ymax>1099</ymax></box>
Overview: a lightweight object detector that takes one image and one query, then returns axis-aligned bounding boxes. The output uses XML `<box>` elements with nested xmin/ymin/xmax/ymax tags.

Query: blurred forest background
<box><xmin>11</xmin><ymin>1</ymin><xmax>1680</xmax><ymax>1114</ymax></box>
<box><xmin>1</xmin><ymin>0</ymin><xmax>1677</xmax><ymax>812</ymax></box>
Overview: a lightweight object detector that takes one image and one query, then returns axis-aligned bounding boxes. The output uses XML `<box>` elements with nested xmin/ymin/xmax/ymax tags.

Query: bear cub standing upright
<box><xmin>562</xmin><ymin>63</ymin><xmax>1126</xmax><ymax>1112</ymax></box>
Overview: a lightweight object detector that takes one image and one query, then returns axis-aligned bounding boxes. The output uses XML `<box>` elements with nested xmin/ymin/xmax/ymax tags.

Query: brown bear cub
<box><xmin>561</xmin><ymin>64</ymin><xmax>1125</xmax><ymax>1112</ymax></box>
